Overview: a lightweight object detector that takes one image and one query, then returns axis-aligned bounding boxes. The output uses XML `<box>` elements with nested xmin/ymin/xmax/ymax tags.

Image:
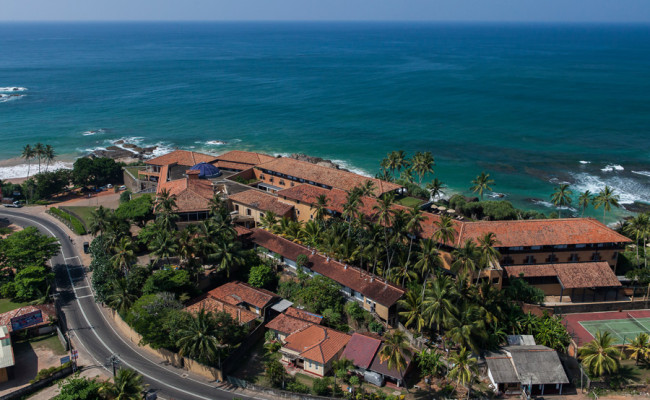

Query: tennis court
<box><xmin>563</xmin><ymin>309</ymin><xmax>650</xmax><ymax>346</ymax></box>
<box><xmin>579</xmin><ymin>314</ymin><xmax>650</xmax><ymax>345</ymax></box>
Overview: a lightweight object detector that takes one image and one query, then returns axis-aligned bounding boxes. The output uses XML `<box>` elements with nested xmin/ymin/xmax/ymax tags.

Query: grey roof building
<box><xmin>485</xmin><ymin>345</ymin><xmax>569</xmax><ymax>396</ymax></box>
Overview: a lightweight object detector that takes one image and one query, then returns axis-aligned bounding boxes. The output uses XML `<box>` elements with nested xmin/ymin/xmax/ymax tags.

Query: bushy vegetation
<box><xmin>0</xmin><ymin>227</ymin><xmax>59</xmax><ymax>302</ymax></box>
<box><xmin>448</xmin><ymin>194</ymin><xmax>546</xmax><ymax>221</ymax></box>
<box><xmin>72</xmin><ymin>157</ymin><xmax>124</xmax><ymax>188</ymax></box>
<box><xmin>49</xmin><ymin>207</ymin><xmax>87</xmax><ymax>235</ymax></box>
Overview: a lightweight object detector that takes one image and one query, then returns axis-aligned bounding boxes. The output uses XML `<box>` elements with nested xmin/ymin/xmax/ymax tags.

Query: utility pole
<box><xmin>107</xmin><ymin>354</ymin><xmax>121</xmax><ymax>377</ymax></box>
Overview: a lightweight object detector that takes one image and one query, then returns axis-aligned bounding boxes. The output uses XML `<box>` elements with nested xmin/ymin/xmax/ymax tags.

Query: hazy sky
<box><xmin>3</xmin><ymin>0</ymin><xmax>650</xmax><ymax>22</ymax></box>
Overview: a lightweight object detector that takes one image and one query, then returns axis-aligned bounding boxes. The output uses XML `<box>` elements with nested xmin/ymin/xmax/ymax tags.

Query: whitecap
<box><xmin>205</xmin><ymin>140</ymin><xmax>227</xmax><ymax>146</ymax></box>
<box><xmin>331</xmin><ymin>159</ymin><xmax>373</xmax><ymax>177</ymax></box>
<box><xmin>579</xmin><ymin>161</ymin><xmax>591</xmax><ymax>164</ymax></box>
<box><xmin>0</xmin><ymin>94</ymin><xmax>25</xmax><ymax>103</ymax></box>
<box><xmin>570</xmin><ymin>172</ymin><xmax>650</xmax><ymax>205</ymax></box>
<box><xmin>530</xmin><ymin>199</ymin><xmax>577</xmax><ymax>212</ymax></box>
<box><xmin>82</xmin><ymin>128</ymin><xmax>106</xmax><ymax>136</ymax></box>
<box><xmin>632</xmin><ymin>171</ymin><xmax>650</xmax><ymax>178</ymax></box>
<box><xmin>0</xmin><ymin>161</ymin><xmax>73</xmax><ymax>180</ymax></box>
<box><xmin>488</xmin><ymin>192</ymin><xmax>507</xmax><ymax>199</ymax></box>
<box><xmin>0</xmin><ymin>87</ymin><xmax>27</xmax><ymax>92</ymax></box>
<box><xmin>601</xmin><ymin>164</ymin><xmax>624</xmax><ymax>172</ymax></box>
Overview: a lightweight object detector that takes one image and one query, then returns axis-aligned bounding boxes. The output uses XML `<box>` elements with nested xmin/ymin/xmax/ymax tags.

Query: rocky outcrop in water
<box><xmin>88</xmin><ymin>141</ymin><xmax>158</xmax><ymax>160</ymax></box>
<box><xmin>289</xmin><ymin>153</ymin><xmax>349</xmax><ymax>171</ymax></box>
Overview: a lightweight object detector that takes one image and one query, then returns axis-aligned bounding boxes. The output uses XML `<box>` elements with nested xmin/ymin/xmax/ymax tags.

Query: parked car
<box><xmin>3</xmin><ymin>201</ymin><xmax>23</xmax><ymax>208</ymax></box>
<box><xmin>106</xmin><ymin>184</ymin><xmax>113</xmax><ymax>189</ymax></box>
<box><xmin>83</xmin><ymin>242</ymin><xmax>90</xmax><ymax>254</ymax></box>
<box><xmin>118</xmin><ymin>185</ymin><xmax>127</xmax><ymax>191</ymax></box>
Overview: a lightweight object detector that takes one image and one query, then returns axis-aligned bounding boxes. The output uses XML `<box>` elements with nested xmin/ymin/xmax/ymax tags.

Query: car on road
<box><xmin>118</xmin><ymin>185</ymin><xmax>127</xmax><ymax>191</ymax></box>
<box><xmin>83</xmin><ymin>242</ymin><xmax>90</xmax><ymax>254</ymax></box>
<box><xmin>3</xmin><ymin>201</ymin><xmax>23</xmax><ymax>208</ymax></box>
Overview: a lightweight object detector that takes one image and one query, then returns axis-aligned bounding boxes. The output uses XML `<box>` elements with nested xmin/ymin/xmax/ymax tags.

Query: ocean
<box><xmin>1</xmin><ymin>22</ymin><xmax>649</xmax><ymax>221</ymax></box>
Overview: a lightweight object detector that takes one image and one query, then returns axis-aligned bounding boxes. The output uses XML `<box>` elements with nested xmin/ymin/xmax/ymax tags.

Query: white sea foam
<box><xmin>205</xmin><ymin>140</ymin><xmax>227</xmax><ymax>146</ymax></box>
<box><xmin>570</xmin><ymin>172</ymin><xmax>650</xmax><ymax>205</ymax></box>
<box><xmin>531</xmin><ymin>199</ymin><xmax>577</xmax><ymax>212</ymax></box>
<box><xmin>0</xmin><ymin>161</ymin><xmax>73</xmax><ymax>179</ymax></box>
<box><xmin>0</xmin><ymin>87</ymin><xmax>27</xmax><ymax>92</ymax></box>
<box><xmin>632</xmin><ymin>171</ymin><xmax>650</xmax><ymax>178</ymax></box>
<box><xmin>488</xmin><ymin>192</ymin><xmax>507</xmax><ymax>199</ymax></box>
<box><xmin>0</xmin><ymin>94</ymin><xmax>25</xmax><ymax>103</ymax></box>
<box><xmin>82</xmin><ymin>129</ymin><xmax>106</xmax><ymax>136</ymax></box>
<box><xmin>331</xmin><ymin>159</ymin><xmax>373</xmax><ymax>177</ymax></box>
<box><xmin>579</xmin><ymin>160</ymin><xmax>591</xmax><ymax>164</ymax></box>
<box><xmin>601</xmin><ymin>164</ymin><xmax>624</xmax><ymax>172</ymax></box>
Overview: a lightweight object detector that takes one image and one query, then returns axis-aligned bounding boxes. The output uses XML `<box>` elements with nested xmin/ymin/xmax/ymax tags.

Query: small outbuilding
<box><xmin>486</xmin><ymin>344</ymin><xmax>569</xmax><ymax>396</ymax></box>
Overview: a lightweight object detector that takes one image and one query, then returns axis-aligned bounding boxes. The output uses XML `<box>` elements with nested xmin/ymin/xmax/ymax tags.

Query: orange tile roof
<box><xmin>185</xmin><ymin>295</ymin><xmax>258</xmax><ymax>325</ymax></box>
<box><xmin>341</xmin><ymin>333</ymin><xmax>382</xmax><ymax>369</ymax></box>
<box><xmin>265</xmin><ymin>313</ymin><xmax>313</xmax><ymax>335</ymax></box>
<box><xmin>248</xmin><ymin>229</ymin><xmax>405</xmax><ymax>306</ymax></box>
<box><xmin>147</xmin><ymin>150</ymin><xmax>218</xmax><ymax>167</ymax></box>
<box><xmin>458</xmin><ymin>218</ymin><xmax>631</xmax><ymax>248</ymax></box>
<box><xmin>504</xmin><ymin>261</ymin><xmax>622</xmax><ymax>289</ymax></box>
<box><xmin>229</xmin><ymin>189</ymin><xmax>294</xmax><ymax>216</ymax></box>
<box><xmin>215</xmin><ymin>150</ymin><xmax>276</xmax><ymax>167</ymax></box>
<box><xmin>208</xmin><ymin>281</ymin><xmax>279</xmax><ymax>309</ymax></box>
<box><xmin>156</xmin><ymin>176</ymin><xmax>214</xmax><ymax>213</ymax></box>
<box><xmin>257</xmin><ymin>157</ymin><xmax>402</xmax><ymax>196</ymax></box>
<box><xmin>285</xmin><ymin>307</ymin><xmax>323</xmax><ymax>324</ymax></box>
<box><xmin>283</xmin><ymin>325</ymin><xmax>351</xmax><ymax>364</ymax></box>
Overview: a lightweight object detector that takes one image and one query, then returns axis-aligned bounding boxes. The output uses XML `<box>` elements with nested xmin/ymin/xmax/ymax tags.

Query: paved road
<box><xmin>0</xmin><ymin>210</ymin><xmax>255</xmax><ymax>400</ymax></box>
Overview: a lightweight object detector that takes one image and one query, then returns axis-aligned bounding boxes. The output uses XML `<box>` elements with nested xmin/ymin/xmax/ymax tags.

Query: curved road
<box><xmin>0</xmin><ymin>210</ymin><xmax>256</xmax><ymax>400</ymax></box>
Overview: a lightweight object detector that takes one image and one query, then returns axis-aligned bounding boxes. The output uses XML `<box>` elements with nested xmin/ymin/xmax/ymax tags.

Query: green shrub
<box><xmin>312</xmin><ymin>377</ymin><xmax>331</xmax><ymax>396</ymax></box>
<box><xmin>49</xmin><ymin>207</ymin><xmax>86</xmax><ymax>235</ymax></box>
<box><xmin>30</xmin><ymin>362</ymin><xmax>72</xmax><ymax>383</ymax></box>
<box><xmin>286</xmin><ymin>380</ymin><xmax>310</xmax><ymax>394</ymax></box>
<box><xmin>368</xmin><ymin>321</ymin><xmax>384</xmax><ymax>334</ymax></box>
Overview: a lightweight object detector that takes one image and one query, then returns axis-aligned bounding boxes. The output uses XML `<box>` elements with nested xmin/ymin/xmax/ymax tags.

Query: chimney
<box><xmin>186</xmin><ymin>169</ymin><xmax>200</xmax><ymax>181</ymax></box>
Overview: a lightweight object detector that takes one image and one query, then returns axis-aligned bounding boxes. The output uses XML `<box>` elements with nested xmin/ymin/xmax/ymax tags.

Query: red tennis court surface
<box><xmin>562</xmin><ymin>309</ymin><xmax>650</xmax><ymax>346</ymax></box>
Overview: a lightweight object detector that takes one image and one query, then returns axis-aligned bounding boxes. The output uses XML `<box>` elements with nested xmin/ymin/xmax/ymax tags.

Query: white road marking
<box><xmin>76</xmin><ymin>295</ymin><xmax>95</xmax><ymax>299</ymax></box>
<box><xmin>2</xmin><ymin>213</ymin><xmax>239</xmax><ymax>400</ymax></box>
<box><xmin>75</xmin><ymin>285</ymin><xmax>90</xmax><ymax>289</ymax></box>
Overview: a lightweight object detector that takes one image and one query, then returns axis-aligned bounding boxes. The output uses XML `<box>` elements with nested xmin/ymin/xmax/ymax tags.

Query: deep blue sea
<box><xmin>1</xmin><ymin>22</ymin><xmax>649</xmax><ymax>220</ymax></box>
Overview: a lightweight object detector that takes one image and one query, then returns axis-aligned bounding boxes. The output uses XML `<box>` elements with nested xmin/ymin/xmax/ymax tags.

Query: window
<box><xmin>592</xmin><ymin>252</ymin><xmax>601</xmax><ymax>261</ymax></box>
<box><xmin>246</xmin><ymin>209</ymin><xmax>252</xmax><ymax>216</ymax></box>
<box><xmin>279</xmin><ymin>180</ymin><xmax>285</xmax><ymax>185</ymax></box>
<box><xmin>613</xmin><ymin>252</ymin><xmax>618</xmax><ymax>260</ymax></box>
<box><xmin>291</xmin><ymin>182</ymin><xmax>294</xmax><ymax>187</ymax></box>
<box><xmin>296</xmin><ymin>210</ymin><xmax>300</xmax><ymax>215</ymax></box>
<box><xmin>531</xmin><ymin>246</ymin><xmax>541</xmax><ymax>250</ymax></box>
<box><xmin>546</xmin><ymin>254</ymin><xmax>558</xmax><ymax>263</ymax></box>
<box><xmin>597</xmin><ymin>243</ymin><xmax>604</xmax><ymax>248</ymax></box>
<box><xmin>576</xmin><ymin>244</ymin><xmax>586</xmax><ymax>248</ymax></box>
<box><xmin>260</xmin><ymin>212</ymin><xmax>265</xmax><ymax>217</ymax></box>
<box><xmin>509</xmin><ymin>246</ymin><xmax>524</xmax><ymax>251</ymax></box>
<box><xmin>525</xmin><ymin>256</ymin><xmax>536</xmax><ymax>264</ymax></box>
<box><xmin>492</xmin><ymin>278</ymin><xmax>500</xmax><ymax>285</ymax></box>
<box><xmin>260</xmin><ymin>174</ymin><xmax>265</xmax><ymax>179</ymax></box>
<box><xmin>269</xmin><ymin>177</ymin><xmax>274</xmax><ymax>182</ymax></box>
<box><xmin>234</xmin><ymin>205</ymin><xmax>239</xmax><ymax>212</ymax></box>
<box><xmin>569</xmin><ymin>253</ymin><xmax>579</xmax><ymax>262</ymax></box>
<box><xmin>308</xmin><ymin>361</ymin><xmax>312</xmax><ymax>368</ymax></box>
<box><xmin>554</xmin><ymin>244</ymin><xmax>568</xmax><ymax>249</ymax></box>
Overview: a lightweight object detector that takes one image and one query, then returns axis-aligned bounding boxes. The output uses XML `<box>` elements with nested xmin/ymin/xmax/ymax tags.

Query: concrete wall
<box><xmin>552</xmin><ymin>299</ymin><xmax>650</xmax><ymax>314</ymax></box>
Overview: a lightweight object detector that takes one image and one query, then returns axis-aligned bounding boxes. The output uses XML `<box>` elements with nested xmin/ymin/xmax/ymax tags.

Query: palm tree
<box><xmin>111</xmin><ymin>237</ymin><xmax>137</xmax><ymax>276</ymax></box>
<box><xmin>426</xmin><ymin>178</ymin><xmax>446</xmax><ymax>201</ymax></box>
<box><xmin>400</xmin><ymin>167</ymin><xmax>414</xmax><ymax>184</ymax></box>
<box><xmin>433</xmin><ymin>214</ymin><xmax>456</xmax><ymax>248</ymax></box>
<box><xmin>593</xmin><ymin>186</ymin><xmax>620</xmax><ymax>223</ymax></box>
<box><xmin>578</xmin><ymin>331</ymin><xmax>622</xmax><ymax>377</ymax></box>
<box><xmin>405</xmin><ymin>206</ymin><xmax>425</xmax><ymax>265</ymax></box>
<box><xmin>360</xmin><ymin>180</ymin><xmax>376</xmax><ymax>197</ymax></box>
<box><xmin>89</xmin><ymin>205</ymin><xmax>112</xmax><ymax>236</ymax></box>
<box><xmin>578</xmin><ymin>190</ymin><xmax>593</xmax><ymax>217</ymax></box>
<box><xmin>209</xmin><ymin>241</ymin><xmax>245</xmax><ymax>278</ymax></box>
<box><xmin>43</xmin><ymin>144</ymin><xmax>56</xmax><ymax>172</ymax></box>
<box><xmin>624</xmin><ymin>213</ymin><xmax>650</xmax><ymax>268</ymax></box>
<box><xmin>331</xmin><ymin>357</ymin><xmax>354</xmax><ymax>391</ymax></box>
<box><xmin>343</xmin><ymin>191</ymin><xmax>363</xmax><ymax>236</ymax></box>
<box><xmin>154</xmin><ymin>189</ymin><xmax>179</xmax><ymax>230</ymax></box>
<box><xmin>446</xmin><ymin>303</ymin><xmax>487</xmax><ymax>354</ymax></box>
<box><xmin>414</xmin><ymin>238</ymin><xmax>441</xmax><ymax>297</ymax></box>
<box><xmin>106</xmin><ymin>278</ymin><xmax>137</xmax><ymax>314</ymax></box>
<box><xmin>398</xmin><ymin>290</ymin><xmax>425</xmax><ymax>332</ymax></box>
<box><xmin>34</xmin><ymin>142</ymin><xmax>45</xmax><ymax>174</ymax></box>
<box><xmin>311</xmin><ymin>194</ymin><xmax>329</xmax><ymax>222</ymax></box>
<box><xmin>387</xmin><ymin>150</ymin><xmax>410</xmax><ymax>178</ymax></box>
<box><xmin>259</xmin><ymin>211</ymin><xmax>278</xmax><ymax>230</ymax></box>
<box><xmin>470</xmin><ymin>172</ymin><xmax>494</xmax><ymax>200</ymax></box>
<box><xmin>476</xmin><ymin>232</ymin><xmax>501</xmax><ymax>285</ymax></box>
<box><xmin>411</xmin><ymin>151</ymin><xmax>435</xmax><ymax>185</ymax></box>
<box><xmin>447</xmin><ymin>347</ymin><xmax>478</xmax><ymax>399</ymax></box>
<box><xmin>148</xmin><ymin>232</ymin><xmax>179</xmax><ymax>265</ymax></box>
<box><xmin>99</xmin><ymin>368</ymin><xmax>146</xmax><ymax>400</ymax></box>
<box><xmin>21</xmin><ymin>144</ymin><xmax>35</xmax><ymax>178</ymax></box>
<box><xmin>373</xmin><ymin>192</ymin><xmax>396</xmax><ymax>271</ymax></box>
<box><xmin>299</xmin><ymin>220</ymin><xmax>322</xmax><ymax>248</ymax></box>
<box><xmin>422</xmin><ymin>274</ymin><xmax>455</xmax><ymax>333</ymax></box>
<box><xmin>208</xmin><ymin>194</ymin><xmax>225</xmax><ymax>217</ymax></box>
<box><xmin>551</xmin><ymin>184</ymin><xmax>573</xmax><ymax>218</ymax></box>
<box><xmin>627</xmin><ymin>332</ymin><xmax>650</xmax><ymax>365</ymax></box>
<box><xmin>451</xmin><ymin>239</ymin><xmax>480</xmax><ymax>279</ymax></box>
<box><xmin>378</xmin><ymin>330</ymin><xmax>412</xmax><ymax>378</ymax></box>
<box><xmin>177</xmin><ymin>309</ymin><xmax>220</xmax><ymax>365</ymax></box>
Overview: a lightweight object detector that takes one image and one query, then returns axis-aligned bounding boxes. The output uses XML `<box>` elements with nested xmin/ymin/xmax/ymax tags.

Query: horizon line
<box><xmin>1</xmin><ymin>19</ymin><xmax>650</xmax><ymax>25</ymax></box>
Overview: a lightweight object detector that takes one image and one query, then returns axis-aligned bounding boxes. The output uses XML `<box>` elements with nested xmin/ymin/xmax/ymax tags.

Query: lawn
<box><xmin>24</xmin><ymin>334</ymin><xmax>67</xmax><ymax>355</ymax></box>
<box><xmin>125</xmin><ymin>166</ymin><xmax>144</xmax><ymax>178</ymax></box>
<box><xmin>396</xmin><ymin>196</ymin><xmax>424</xmax><ymax>208</ymax></box>
<box><xmin>62</xmin><ymin>206</ymin><xmax>97</xmax><ymax>228</ymax></box>
<box><xmin>0</xmin><ymin>298</ymin><xmax>29</xmax><ymax>313</ymax></box>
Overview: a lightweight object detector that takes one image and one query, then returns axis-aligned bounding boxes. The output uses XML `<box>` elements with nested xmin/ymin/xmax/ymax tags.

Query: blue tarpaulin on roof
<box><xmin>190</xmin><ymin>162</ymin><xmax>222</xmax><ymax>178</ymax></box>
